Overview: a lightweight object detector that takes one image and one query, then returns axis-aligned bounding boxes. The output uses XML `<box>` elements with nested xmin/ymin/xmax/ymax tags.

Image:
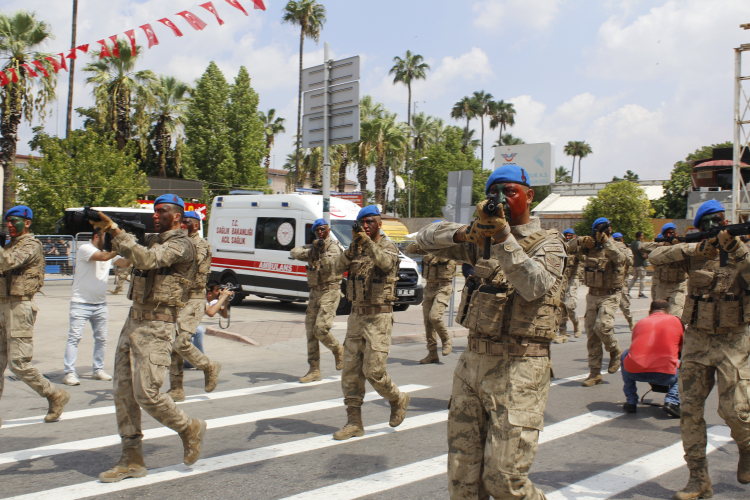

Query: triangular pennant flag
<box><xmin>66</xmin><ymin>48</ymin><xmax>77</xmax><ymax>60</ymax></box>
<box><xmin>44</xmin><ymin>56</ymin><xmax>63</xmax><ymax>73</ymax></box>
<box><xmin>6</xmin><ymin>67</ymin><xmax>18</xmax><ymax>83</ymax></box>
<box><xmin>124</xmin><ymin>29</ymin><xmax>137</xmax><ymax>56</ymax></box>
<box><xmin>252</xmin><ymin>0</ymin><xmax>266</xmax><ymax>10</ymax></box>
<box><xmin>158</xmin><ymin>18</ymin><xmax>184</xmax><ymax>37</ymax></box>
<box><xmin>140</xmin><ymin>24</ymin><xmax>159</xmax><ymax>48</ymax></box>
<box><xmin>108</xmin><ymin>36</ymin><xmax>120</xmax><ymax>58</ymax></box>
<box><xmin>0</xmin><ymin>71</ymin><xmax>10</xmax><ymax>86</ymax></box>
<box><xmin>57</xmin><ymin>53</ymin><xmax>68</xmax><ymax>71</ymax></box>
<box><xmin>176</xmin><ymin>11</ymin><xmax>208</xmax><ymax>31</ymax></box>
<box><xmin>32</xmin><ymin>60</ymin><xmax>50</xmax><ymax>77</ymax></box>
<box><xmin>77</xmin><ymin>44</ymin><xmax>89</xmax><ymax>54</ymax></box>
<box><xmin>21</xmin><ymin>63</ymin><xmax>39</xmax><ymax>78</ymax></box>
<box><xmin>97</xmin><ymin>39</ymin><xmax>112</xmax><ymax>58</ymax></box>
<box><xmin>224</xmin><ymin>0</ymin><xmax>248</xmax><ymax>16</ymax></box>
<box><xmin>200</xmin><ymin>2</ymin><xmax>225</xmax><ymax>25</ymax></box>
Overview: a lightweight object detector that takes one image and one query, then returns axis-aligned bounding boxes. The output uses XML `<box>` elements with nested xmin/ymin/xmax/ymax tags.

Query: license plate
<box><xmin>397</xmin><ymin>289</ymin><xmax>415</xmax><ymax>296</ymax></box>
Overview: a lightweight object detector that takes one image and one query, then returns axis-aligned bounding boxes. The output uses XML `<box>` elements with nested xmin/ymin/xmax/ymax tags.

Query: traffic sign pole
<box><xmin>323</xmin><ymin>42</ymin><xmax>331</xmax><ymax>222</ymax></box>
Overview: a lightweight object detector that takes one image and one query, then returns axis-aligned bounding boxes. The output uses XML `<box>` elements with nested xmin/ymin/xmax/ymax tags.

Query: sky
<box><xmin>6</xmin><ymin>0</ymin><xmax>750</xmax><ymax>185</ymax></box>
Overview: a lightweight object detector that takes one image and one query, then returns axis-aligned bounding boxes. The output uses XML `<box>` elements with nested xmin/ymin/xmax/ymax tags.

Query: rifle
<box><xmin>74</xmin><ymin>208</ymin><xmax>147</xmax><ymax>252</ymax></box>
<box><xmin>655</xmin><ymin>222</ymin><xmax>750</xmax><ymax>267</ymax></box>
<box><xmin>482</xmin><ymin>193</ymin><xmax>500</xmax><ymax>260</ymax></box>
<box><xmin>351</xmin><ymin>220</ymin><xmax>363</xmax><ymax>257</ymax></box>
<box><xmin>594</xmin><ymin>221</ymin><xmax>611</xmax><ymax>250</ymax></box>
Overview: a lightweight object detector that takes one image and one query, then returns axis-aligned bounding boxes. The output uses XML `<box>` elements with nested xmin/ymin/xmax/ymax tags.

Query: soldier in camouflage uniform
<box><xmin>555</xmin><ymin>228</ymin><xmax>582</xmax><ymax>343</ymax></box>
<box><xmin>111</xmin><ymin>264</ymin><xmax>133</xmax><ymax>294</ymax></box>
<box><xmin>650</xmin><ymin>200</ymin><xmax>750</xmax><ymax>499</ymax></box>
<box><xmin>613</xmin><ymin>233</ymin><xmax>636</xmax><ymax>331</ymax></box>
<box><xmin>568</xmin><ymin>217</ymin><xmax>627</xmax><ymax>387</ymax></box>
<box><xmin>290</xmin><ymin>218</ymin><xmax>344</xmax><ymax>383</ymax></box>
<box><xmin>406</xmin><ymin>242</ymin><xmax>456</xmax><ymax>363</ymax></box>
<box><xmin>94</xmin><ymin>194</ymin><xmax>207</xmax><ymax>483</ymax></box>
<box><xmin>641</xmin><ymin>222</ymin><xmax>688</xmax><ymax>317</ymax></box>
<box><xmin>0</xmin><ymin>206</ymin><xmax>70</xmax><ymax>428</ymax></box>
<box><xmin>331</xmin><ymin>205</ymin><xmax>410</xmax><ymax>441</ymax></box>
<box><xmin>417</xmin><ymin>164</ymin><xmax>567</xmax><ymax>499</ymax></box>
<box><xmin>166</xmin><ymin>211</ymin><xmax>222</xmax><ymax>402</ymax></box>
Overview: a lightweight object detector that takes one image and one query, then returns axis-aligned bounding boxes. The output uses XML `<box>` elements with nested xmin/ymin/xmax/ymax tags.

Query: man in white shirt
<box><xmin>188</xmin><ymin>281</ymin><xmax>232</xmax><ymax>357</ymax></box>
<box><xmin>63</xmin><ymin>230</ymin><xmax>129</xmax><ymax>385</ymax></box>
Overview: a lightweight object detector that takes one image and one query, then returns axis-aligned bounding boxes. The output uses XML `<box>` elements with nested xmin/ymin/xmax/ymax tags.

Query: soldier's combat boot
<box><xmin>167</xmin><ymin>376</ymin><xmax>185</xmax><ymax>403</ymax></box>
<box><xmin>333</xmin><ymin>345</ymin><xmax>344</xmax><ymax>371</ymax></box>
<box><xmin>738</xmin><ymin>450</ymin><xmax>750</xmax><ymax>484</ymax></box>
<box><xmin>99</xmin><ymin>445</ymin><xmax>147</xmax><ymax>483</ymax></box>
<box><xmin>627</xmin><ymin>316</ymin><xmax>636</xmax><ymax>331</ymax></box>
<box><xmin>299</xmin><ymin>363</ymin><xmax>322</xmax><ymax>383</ymax></box>
<box><xmin>179</xmin><ymin>418</ymin><xmax>207</xmax><ymax>466</ymax></box>
<box><xmin>582</xmin><ymin>370</ymin><xmax>603</xmax><ymax>387</ymax></box>
<box><xmin>442</xmin><ymin>338</ymin><xmax>453</xmax><ymax>356</ymax></box>
<box><xmin>204</xmin><ymin>361</ymin><xmax>222</xmax><ymax>393</ymax></box>
<box><xmin>573</xmin><ymin>325</ymin><xmax>582</xmax><ymax>338</ymax></box>
<box><xmin>608</xmin><ymin>347</ymin><xmax>623</xmax><ymax>374</ymax></box>
<box><xmin>419</xmin><ymin>350</ymin><xmax>439</xmax><ymax>364</ymax></box>
<box><xmin>674</xmin><ymin>468</ymin><xmax>713</xmax><ymax>500</ymax></box>
<box><xmin>45</xmin><ymin>389</ymin><xmax>71</xmax><ymax>423</ymax></box>
<box><xmin>389</xmin><ymin>393</ymin><xmax>410</xmax><ymax>427</ymax></box>
<box><xmin>552</xmin><ymin>334</ymin><xmax>569</xmax><ymax>344</ymax></box>
<box><xmin>333</xmin><ymin>406</ymin><xmax>364</xmax><ymax>440</ymax></box>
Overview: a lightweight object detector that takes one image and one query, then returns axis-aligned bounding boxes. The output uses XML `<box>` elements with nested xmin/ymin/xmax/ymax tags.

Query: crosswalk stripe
<box><xmin>546</xmin><ymin>425</ymin><xmax>733</xmax><ymax>499</ymax></box>
<box><xmin>550</xmin><ymin>373</ymin><xmax>588</xmax><ymax>386</ymax></box>
<box><xmin>0</xmin><ymin>384</ymin><xmax>428</xmax><ymax>466</ymax></box>
<box><xmin>1</xmin><ymin>376</ymin><xmax>342</xmax><ymax>429</ymax></box>
<box><xmin>3</xmin><ymin>410</ymin><xmax>451</xmax><ymax>500</ymax></box>
<box><xmin>276</xmin><ymin>410</ymin><xmax>623</xmax><ymax>500</ymax></box>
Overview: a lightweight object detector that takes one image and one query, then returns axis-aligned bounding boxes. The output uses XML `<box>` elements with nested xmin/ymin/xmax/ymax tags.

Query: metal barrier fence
<box><xmin>36</xmin><ymin>235</ymin><xmax>76</xmax><ymax>280</ymax></box>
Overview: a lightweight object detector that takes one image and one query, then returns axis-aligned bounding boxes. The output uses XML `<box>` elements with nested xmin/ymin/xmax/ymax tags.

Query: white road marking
<box><xmin>0</xmin><ymin>384</ymin><xmax>428</xmax><ymax>466</ymax></box>
<box><xmin>1</xmin><ymin>376</ymin><xmax>342</xmax><ymax>429</ymax></box>
<box><xmin>4</xmin><ymin>410</ymin><xmax>450</xmax><ymax>500</ymax></box>
<box><xmin>277</xmin><ymin>410</ymin><xmax>624</xmax><ymax>500</ymax></box>
<box><xmin>550</xmin><ymin>373</ymin><xmax>589</xmax><ymax>386</ymax></box>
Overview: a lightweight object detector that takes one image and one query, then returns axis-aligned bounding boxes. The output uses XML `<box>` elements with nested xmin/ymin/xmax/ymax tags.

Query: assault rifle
<box><xmin>654</xmin><ymin>221</ymin><xmax>750</xmax><ymax>267</ymax></box>
<box><xmin>350</xmin><ymin>220</ymin><xmax>364</xmax><ymax>257</ymax></box>
<box><xmin>482</xmin><ymin>193</ymin><xmax>500</xmax><ymax>260</ymax></box>
<box><xmin>74</xmin><ymin>208</ymin><xmax>147</xmax><ymax>252</ymax></box>
<box><xmin>594</xmin><ymin>221</ymin><xmax>611</xmax><ymax>250</ymax></box>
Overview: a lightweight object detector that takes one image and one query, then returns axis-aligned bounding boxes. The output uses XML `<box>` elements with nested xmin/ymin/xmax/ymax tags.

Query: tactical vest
<box><xmin>580</xmin><ymin>244</ymin><xmax>626</xmax><ymax>291</ymax></box>
<box><xmin>681</xmin><ymin>254</ymin><xmax>750</xmax><ymax>330</ymax></box>
<box><xmin>345</xmin><ymin>238</ymin><xmax>399</xmax><ymax>306</ymax></box>
<box><xmin>653</xmin><ymin>264</ymin><xmax>687</xmax><ymax>284</ymax></box>
<box><xmin>456</xmin><ymin>229</ymin><xmax>566</xmax><ymax>342</ymax></box>
<box><xmin>422</xmin><ymin>254</ymin><xmax>456</xmax><ymax>282</ymax></box>
<box><xmin>0</xmin><ymin>235</ymin><xmax>45</xmax><ymax>298</ymax></box>
<box><xmin>189</xmin><ymin>235</ymin><xmax>212</xmax><ymax>298</ymax></box>
<box><xmin>306</xmin><ymin>239</ymin><xmax>342</xmax><ymax>289</ymax></box>
<box><xmin>128</xmin><ymin>231</ymin><xmax>197</xmax><ymax>308</ymax></box>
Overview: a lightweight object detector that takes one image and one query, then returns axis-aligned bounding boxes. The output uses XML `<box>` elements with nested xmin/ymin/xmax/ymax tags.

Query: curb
<box><xmin>205</xmin><ymin>325</ymin><xmax>260</xmax><ymax>346</ymax></box>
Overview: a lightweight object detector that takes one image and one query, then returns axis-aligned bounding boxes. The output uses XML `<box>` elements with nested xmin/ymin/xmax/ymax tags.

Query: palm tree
<box><xmin>83</xmin><ymin>38</ymin><xmax>156</xmax><ymax>150</ymax></box>
<box><xmin>150</xmin><ymin>76</ymin><xmax>191</xmax><ymax>177</ymax></box>
<box><xmin>555</xmin><ymin>166</ymin><xmax>572</xmax><ymax>183</ymax></box>
<box><xmin>493</xmin><ymin>133</ymin><xmax>524</xmax><ymax>147</ymax></box>
<box><xmin>282</xmin><ymin>0</ymin><xmax>326</xmax><ymax>189</ymax></box>
<box><xmin>577</xmin><ymin>141</ymin><xmax>592</xmax><ymax>183</ymax></box>
<box><xmin>472</xmin><ymin>91</ymin><xmax>494</xmax><ymax>167</ymax></box>
<box><xmin>373</xmin><ymin>114</ymin><xmax>406</xmax><ymax>207</ymax></box>
<box><xmin>0</xmin><ymin>11</ymin><xmax>57</xmax><ymax>212</ymax></box>
<box><xmin>333</xmin><ymin>142</ymin><xmax>357</xmax><ymax>193</ymax></box>
<box><xmin>564</xmin><ymin>140</ymin><xmax>592</xmax><ymax>183</ymax></box>
<box><xmin>389</xmin><ymin>50</ymin><xmax>430</xmax><ymax>126</ymax></box>
<box><xmin>356</xmin><ymin>95</ymin><xmax>385</xmax><ymax>196</ymax></box>
<box><xmin>259</xmin><ymin>108</ymin><xmax>286</xmax><ymax>174</ymax></box>
<box><xmin>489</xmin><ymin>100</ymin><xmax>516</xmax><ymax>145</ymax></box>
<box><xmin>451</xmin><ymin>96</ymin><xmax>478</xmax><ymax>153</ymax></box>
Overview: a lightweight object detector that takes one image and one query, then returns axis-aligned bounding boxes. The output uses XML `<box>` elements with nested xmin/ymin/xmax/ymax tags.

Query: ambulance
<box><xmin>207</xmin><ymin>194</ymin><xmax>424</xmax><ymax>313</ymax></box>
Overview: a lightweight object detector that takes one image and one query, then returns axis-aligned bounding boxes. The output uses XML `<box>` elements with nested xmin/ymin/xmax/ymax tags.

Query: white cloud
<box><xmin>472</xmin><ymin>0</ymin><xmax>562</xmax><ymax>30</ymax></box>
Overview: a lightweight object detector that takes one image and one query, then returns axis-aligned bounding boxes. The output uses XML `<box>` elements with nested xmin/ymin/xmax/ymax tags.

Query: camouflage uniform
<box><xmin>616</xmin><ymin>242</ymin><xmax>636</xmax><ymax>330</ymax></box>
<box><xmin>649</xmin><ymin>242</ymin><xmax>750</xmax><ymax>478</ymax></box>
<box><xmin>112</xmin><ymin>264</ymin><xmax>133</xmax><ymax>294</ymax></box>
<box><xmin>641</xmin><ymin>241</ymin><xmax>688</xmax><ymax>317</ymax></box>
<box><xmin>417</xmin><ymin>217</ymin><xmax>566</xmax><ymax>499</ymax></box>
<box><xmin>556</xmin><ymin>247</ymin><xmax>582</xmax><ymax>342</ymax></box>
<box><xmin>291</xmin><ymin>237</ymin><xmax>343</xmax><ymax>374</ymax></box>
<box><xmin>569</xmin><ymin>236</ymin><xmax>627</xmax><ymax>380</ymax></box>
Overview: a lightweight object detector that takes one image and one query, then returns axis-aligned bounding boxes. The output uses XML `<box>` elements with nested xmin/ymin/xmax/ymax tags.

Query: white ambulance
<box><xmin>207</xmin><ymin>194</ymin><xmax>423</xmax><ymax>313</ymax></box>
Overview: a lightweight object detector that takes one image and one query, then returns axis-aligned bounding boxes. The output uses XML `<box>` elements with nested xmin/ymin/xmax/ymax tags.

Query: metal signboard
<box><xmin>303</xmin><ymin>81</ymin><xmax>360</xmax><ymax>115</ymax></box>
<box><xmin>302</xmin><ymin>105</ymin><xmax>360</xmax><ymax>149</ymax></box>
<box><xmin>442</xmin><ymin>170</ymin><xmax>474</xmax><ymax>225</ymax></box>
<box><xmin>494</xmin><ymin>143</ymin><xmax>555</xmax><ymax>186</ymax></box>
<box><xmin>301</xmin><ymin>55</ymin><xmax>360</xmax><ymax>92</ymax></box>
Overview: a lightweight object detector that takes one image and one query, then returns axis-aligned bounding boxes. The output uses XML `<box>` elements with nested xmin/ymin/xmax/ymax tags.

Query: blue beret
<box><xmin>562</xmin><ymin>228</ymin><xmax>575</xmax><ymax>235</ymax></box>
<box><xmin>661</xmin><ymin>222</ymin><xmax>676</xmax><ymax>233</ymax></box>
<box><xmin>657</xmin><ymin>233</ymin><xmax>663</xmax><ymax>239</ymax></box>
<box><xmin>613</xmin><ymin>232</ymin><xmax>623</xmax><ymax>239</ymax></box>
<box><xmin>154</xmin><ymin>194</ymin><xmax>185</xmax><ymax>209</ymax></box>
<box><xmin>184</xmin><ymin>211</ymin><xmax>200</xmax><ymax>220</ymax></box>
<box><xmin>312</xmin><ymin>218</ymin><xmax>328</xmax><ymax>231</ymax></box>
<box><xmin>5</xmin><ymin>205</ymin><xmax>33</xmax><ymax>220</ymax></box>
<box><xmin>357</xmin><ymin>205</ymin><xmax>380</xmax><ymax>220</ymax></box>
<box><xmin>693</xmin><ymin>200</ymin><xmax>725</xmax><ymax>228</ymax></box>
<box><xmin>485</xmin><ymin>164</ymin><xmax>530</xmax><ymax>194</ymax></box>
<box><xmin>592</xmin><ymin>217</ymin><xmax>609</xmax><ymax>232</ymax></box>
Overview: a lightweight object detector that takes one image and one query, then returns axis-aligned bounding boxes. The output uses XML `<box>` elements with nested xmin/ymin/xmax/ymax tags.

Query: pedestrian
<box><xmin>62</xmin><ymin>228</ymin><xmax>129</xmax><ymax>386</ymax></box>
<box><xmin>332</xmin><ymin>205</ymin><xmax>410</xmax><ymax>441</ymax></box>
<box><xmin>93</xmin><ymin>194</ymin><xmax>206</xmax><ymax>483</ymax></box>
<box><xmin>555</xmin><ymin>227</ymin><xmax>582</xmax><ymax>343</ymax></box>
<box><xmin>641</xmin><ymin>222</ymin><xmax>688</xmax><ymax>317</ymax></box>
<box><xmin>613</xmin><ymin>232</ymin><xmax>636</xmax><ymax>331</ymax></box>
<box><xmin>416</xmin><ymin>164</ymin><xmax>567</xmax><ymax>498</ymax></box>
<box><xmin>628</xmin><ymin>231</ymin><xmax>648</xmax><ymax>298</ymax></box>
<box><xmin>0</xmin><ymin>206</ymin><xmax>70</xmax><ymax>428</ymax></box>
<box><xmin>290</xmin><ymin>218</ymin><xmax>344</xmax><ymax>383</ymax></box>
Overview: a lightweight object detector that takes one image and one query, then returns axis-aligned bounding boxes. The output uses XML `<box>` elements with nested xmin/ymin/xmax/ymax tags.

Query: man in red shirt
<box><xmin>621</xmin><ymin>299</ymin><xmax>684</xmax><ymax>417</ymax></box>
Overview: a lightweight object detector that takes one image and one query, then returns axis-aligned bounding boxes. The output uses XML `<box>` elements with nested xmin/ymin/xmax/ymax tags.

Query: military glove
<box><xmin>352</xmin><ymin>225</ymin><xmax>369</xmax><ymax>245</ymax></box>
<box><xmin>718</xmin><ymin>230</ymin><xmax>741</xmax><ymax>253</ymax></box>
<box><xmin>696</xmin><ymin>238</ymin><xmax>719</xmax><ymax>260</ymax></box>
<box><xmin>90</xmin><ymin>211</ymin><xmax>117</xmax><ymax>233</ymax></box>
<box><xmin>579</xmin><ymin>236</ymin><xmax>596</xmax><ymax>249</ymax></box>
<box><xmin>476</xmin><ymin>199</ymin><xmax>509</xmax><ymax>239</ymax></box>
<box><xmin>461</xmin><ymin>219</ymin><xmax>485</xmax><ymax>247</ymax></box>
<box><xmin>596</xmin><ymin>231</ymin><xmax>609</xmax><ymax>244</ymax></box>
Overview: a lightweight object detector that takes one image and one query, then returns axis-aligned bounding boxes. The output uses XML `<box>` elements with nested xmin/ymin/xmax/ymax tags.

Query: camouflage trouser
<box><xmin>342</xmin><ymin>311</ymin><xmax>400</xmax><ymax>407</ymax></box>
<box><xmin>448</xmin><ymin>349</ymin><xmax>551</xmax><ymax>499</ymax></box>
<box><xmin>679</xmin><ymin>327</ymin><xmax>750</xmax><ymax>470</ymax></box>
<box><xmin>423</xmin><ymin>283</ymin><xmax>452</xmax><ymax>351</ymax></box>
<box><xmin>306</xmin><ymin>287</ymin><xmax>342</xmax><ymax>366</ymax></box>
<box><xmin>171</xmin><ymin>298</ymin><xmax>210</xmax><ymax>381</ymax></box>
<box><xmin>0</xmin><ymin>300</ymin><xmax>56</xmax><ymax>401</ymax></box>
<box><xmin>114</xmin><ymin>309</ymin><xmax>191</xmax><ymax>449</ymax></box>
<box><xmin>628</xmin><ymin>266</ymin><xmax>647</xmax><ymax>295</ymax></box>
<box><xmin>652</xmin><ymin>278</ymin><xmax>687</xmax><ymax>318</ymax></box>
<box><xmin>113</xmin><ymin>266</ymin><xmax>132</xmax><ymax>293</ymax></box>
<box><xmin>619</xmin><ymin>285</ymin><xmax>633</xmax><ymax>325</ymax></box>
<box><xmin>559</xmin><ymin>278</ymin><xmax>580</xmax><ymax>335</ymax></box>
<box><xmin>584</xmin><ymin>293</ymin><xmax>620</xmax><ymax>373</ymax></box>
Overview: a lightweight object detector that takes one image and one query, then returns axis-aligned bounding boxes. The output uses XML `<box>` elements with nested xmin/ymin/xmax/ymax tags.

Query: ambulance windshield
<box><xmin>330</xmin><ymin>220</ymin><xmax>355</xmax><ymax>248</ymax></box>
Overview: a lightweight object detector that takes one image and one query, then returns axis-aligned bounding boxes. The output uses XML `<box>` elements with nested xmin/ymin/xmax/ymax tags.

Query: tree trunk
<box><xmin>570</xmin><ymin>156</ymin><xmax>576</xmax><ymax>184</ymax></box>
<box><xmin>115</xmin><ymin>91</ymin><xmax>129</xmax><ymax>150</ymax></box>
<box><xmin>294</xmin><ymin>25</ymin><xmax>305</xmax><ymax>189</ymax></box>
<box><xmin>357</xmin><ymin>153</ymin><xmax>367</xmax><ymax>195</ymax></box>
<box><xmin>480</xmin><ymin>113</ymin><xmax>485</xmax><ymax>167</ymax></box>
<box><xmin>374</xmin><ymin>144</ymin><xmax>384</xmax><ymax>208</ymax></box>
<box><xmin>462</xmin><ymin>116</ymin><xmax>469</xmax><ymax>153</ymax></box>
<box><xmin>66</xmin><ymin>0</ymin><xmax>78</xmax><ymax>138</ymax></box>
<box><xmin>264</xmin><ymin>136</ymin><xmax>272</xmax><ymax>185</ymax></box>
<box><xmin>578</xmin><ymin>156</ymin><xmax>582</xmax><ymax>183</ymax></box>
<box><xmin>0</xmin><ymin>84</ymin><xmax>21</xmax><ymax>213</ymax></box>
<box><xmin>407</xmin><ymin>82</ymin><xmax>411</xmax><ymax>127</ymax></box>
<box><xmin>338</xmin><ymin>148</ymin><xmax>348</xmax><ymax>193</ymax></box>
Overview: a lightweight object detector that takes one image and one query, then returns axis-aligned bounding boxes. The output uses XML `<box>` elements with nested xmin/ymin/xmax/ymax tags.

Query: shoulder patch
<box><xmin>545</xmin><ymin>252</ymin><xmax>564</xmax><ymax>277</ymax></box>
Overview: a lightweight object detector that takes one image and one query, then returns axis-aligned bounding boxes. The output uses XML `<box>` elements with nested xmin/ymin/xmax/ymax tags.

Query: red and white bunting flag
<box><xmin>44</xmin><ymin>56</ymin><xmax>64</xmax><ymax>73</ymax></box>
<box><xmin>177</xmin><ymin>11</ymin><xmax>208</xmax><ymax>31</ymax></box>
<box><xmin>97</xmin><ymin>39</ymin><xmax>112</xmax><ymax>58</ymax></box>
<box><xmin>6</xmin><ymin>67</ymin><xmax>19</xmax><ymax>82</ymax></box>
<box><xmin>57</xmin><ymin>53</ymin><xmax>68</xmax><ymax>71</ymax></box>
<box><xmin>140</xmin><ymin>24</ymin><xmax>159</xmax><ymax>48</ymax></box>
<box><xmin>224</xmin><ymin>0</ymin><xmax>248</xmax><ymax>16</ymax></box>
<box><xmin>158</xmin><ymin>18</ymin><xmax>184</xmax><ymax>37</ymax></box>
<box><xmin>77</xmin><ymin>44</ymin><xmax>90</xmax><ymax>54</ymax></box>
<box><xmin>21</xmin><ymin>63</ymin><xmax>39</xmax><ymax>77</ymax></box>
<box><xmin>252</xmin><ymin>0</ymin><xmax>266</xmax><ymax>10</ymax></box>
<box><xmin>200</xmin><ymin>2</ymin><xmax>225</xmax><ymax>25</ymax></box>
<box><xmin>0</xmin><ymin>71</ymin><xmax>9</xmax><ymax>86</ymax></box>
<box><xmin>124</xmin><ymin>29</ymin><xmax>137</xmax><ymax>55</ymax></box>
<box><xmin>66</xmin><ymin>48</ymin><xmax>77</xmax><ymax>59</ymax></box>
<box><xmin>108</xmin><ymin>36</ymin><xmax>121</xmax><ymax>58</ymax></box>
<box><xmin>32</xmin><ymin>60</ymin><xmax>50</xmax><ymax>77</ymax></box>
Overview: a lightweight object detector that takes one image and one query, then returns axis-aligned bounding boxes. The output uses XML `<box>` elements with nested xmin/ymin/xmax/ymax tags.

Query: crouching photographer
<box><xmin>185</xmin><ymin>281</ymin><xmax>235</xmax><ymax>368</ymax></box>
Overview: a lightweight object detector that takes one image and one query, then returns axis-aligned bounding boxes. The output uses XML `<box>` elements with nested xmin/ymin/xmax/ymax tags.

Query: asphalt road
<box><xmin>0</xmin><ymin>281</ymin><xmax>747</xmax><ymax>500</ymax></box>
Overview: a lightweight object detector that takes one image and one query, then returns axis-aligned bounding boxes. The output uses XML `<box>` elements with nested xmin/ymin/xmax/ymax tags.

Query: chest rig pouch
<box><xmin>346</xmin><ymin>255</ymin><xmax>397</xmax><ymax>305</ymax></box>
<box><xmin>423</xmin><ymin>255</ymin><xmax>456</xmax><ymax>281</ymax></box>
<box><xmin>654</xmin><ymin>265</ymin><xmax>687</xmax><ymax>284</ymax></box>
<box><xmin>582</xmin><ymin>250</ymin><xmax>623</xmax><ymax>290</ymax></box>
<box><xmin>307</xmin><ymin>245</ymin><xmax>336</xmax><ymax>288</ymax></box>
<box><xmin>6</xmin><ymin>239</ymin><xmax>45</xmax><ymax>297</ymax></box>
<box><xmin>195</xmin><ymin>245</ymin><xmax>212</xmax><ymax>290</ymax></box>
<box><xmin>682</xmin><ymin>266</ymin><xmax>750</xmax><ymax>330</ymax></box>
<box><xmin>128</xmin><ymin>235</ymin><xmax>197</xmax><ymax>307</ymax></box>
<box><xmin>128</xmin><ymin>268</ymin><xmax>153</xmax><ymax>304</ymax></box>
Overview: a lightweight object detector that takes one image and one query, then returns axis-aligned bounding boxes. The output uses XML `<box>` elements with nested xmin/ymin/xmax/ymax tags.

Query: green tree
<box><xmin>451</xmin><ymin>96</ymin><xmax>478</xmax><ymax>153</ymax></box>
<box><xmin>227</xmin><ymin>66</ymin><xmax>268</xmax><ymax>190</ymax></box>
<box><xmin>563</xmin><ymin>141</ymin><xmax>582</xmax><ymax>183</ymax></box>
<box><xmin>472</xmin><ymin>91</ymin><xmax>494</xmax><ymax>167</ymax></box>
<box><xmin>493</xmin><ymin>133</ymin><xmax>524</xmax><ymax>147</ymax></box>
<box><xmin>17</xmin><ymin>129</ymin><xmax>148</xmax><ymax>233</ymax></box>
<box><xmin>282</xmin><ymin>0</ymin><xmax>326</xmax><ymax>188</ymax></box>
<box><xmin>489</xmin><ymin>100</ymin><xmax>516</xmax><ymax>145</ymax></box>
<box><xmin>389</xmin><ymin>50</ymin><xmax>430</xmax><ymax>127</ymax></box>
<box><xmin>612</xmin><ymin>169</ymin><xmax>639</xmax><ymax>182</ymax></box>
<box><xmin>555</xmin><ymin>166</ymin><xmax>572</xmax><ymax>183</ymax></box>
<box><xmin>0</xmin><ymin>11</ymin><xmax>57</xmax><ymax>212</ymax></box>
<box><xmin>150</xmin><ymin>76</ymin><xmax>191</xmax><ymax>178</ymax></box>
<box><xmin>574</xmin><ymin>181</ymin><xmax>655</xmax><ymax>242</ymax></box>
<box><xmin>259</xmin><ymin>108</ymin><xmax>286</xmax><ymax>173</ymax></box>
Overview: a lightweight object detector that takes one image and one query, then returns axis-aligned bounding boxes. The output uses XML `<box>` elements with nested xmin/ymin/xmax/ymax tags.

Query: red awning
<box><xmin>695</xmin><ymin>160</ymin><xmax>749</xmax><ymax>168</ymax></box>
